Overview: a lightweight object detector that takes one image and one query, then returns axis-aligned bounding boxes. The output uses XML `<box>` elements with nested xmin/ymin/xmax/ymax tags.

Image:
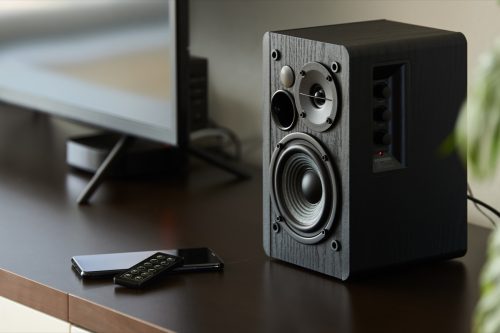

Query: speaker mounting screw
<box><xmin>271</xmin><ymin>49</ymin><xmax>281</xmax><ymax>61</ymax></box>
<box><xmin>272</xmin><ymin>222</ymin><xmax>281</xmax><ymax>233</ymax></box>
<box><xmin>275</xmin><ymin>215</ymin><xmax>284</xmax><ymax>222</ymax></box>
<box><xmin>321</xmin><ymin>155</ymin><xmax>328</xmax><ymax>162</ymax></box>
<box><xmin>331</xmin><ymin>61</ymin><xmax>340</xmax><ymax>73</ymax></box>
<box><xmin>299</xmin><ymin>70</ymin><xmax>306</xmax><ymax>77</ymax></box>
<box><xmin>331</xmin><ymin>240</ymin><xmax>341</xmax><ymax>252</ymax></box>
<box><xmin>326</xmin><ymin>75</ymin><xmax>332</xmax><ymax>82</ymax></box>
<box><xmin>326</xmin><ymin>117</ymin><xmax>333</xmax><ymax>125</ymax></box>
<box><xmin>276</xmin><ymin>143</ymin><xmax>283</xmax><ymax>149</ymax></box>
<box><xmin>299</xmin><ymin>112</ymin><xmax>306</xmax><ymax>118</ymax></box>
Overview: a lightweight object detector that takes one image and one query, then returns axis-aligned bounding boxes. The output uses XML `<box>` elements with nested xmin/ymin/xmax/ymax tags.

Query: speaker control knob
<box><xmin>374</xmin><ymin>106</ymin><xmax>392</xmax><ymax>122</ymax></box>
<box><xmin>374</xmin><ymin>131</ymin><xmax>392</xmax><ymax>146</ymax></box>
<box><xmin>374</xmin><ymin>83</ymin><xmax>391</xmax><ymax>99</ymax></box>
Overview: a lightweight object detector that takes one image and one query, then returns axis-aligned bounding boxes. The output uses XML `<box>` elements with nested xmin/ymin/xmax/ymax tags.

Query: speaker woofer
<box><xmin>294</xmin><ymin>62</ymin><xmax>339</xmax><ymax>132</ymax></box>
<box><xmin>270</xmin><ymin>132</ymin><xmax>338</xmax><ymax>244</ymax></box>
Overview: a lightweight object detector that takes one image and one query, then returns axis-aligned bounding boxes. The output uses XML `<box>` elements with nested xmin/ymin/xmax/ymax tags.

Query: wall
<box><xmin>190</xmin><ymin>0</ymin><xmax>500</xmax><ymax>228</ymax></box>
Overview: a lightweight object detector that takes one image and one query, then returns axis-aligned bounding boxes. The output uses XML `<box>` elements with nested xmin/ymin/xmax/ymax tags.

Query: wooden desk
<box><xmin>0</xmin><ymin>104</ymin><xmax>490</xmax><ymax>333</ymax></box>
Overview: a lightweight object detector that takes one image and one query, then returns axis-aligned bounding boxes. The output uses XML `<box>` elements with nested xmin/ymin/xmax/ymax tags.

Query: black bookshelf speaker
<box><xmin>263</xmin><ymin>20</ymin><xmax>467</xmax><ymax>280</ymax></box>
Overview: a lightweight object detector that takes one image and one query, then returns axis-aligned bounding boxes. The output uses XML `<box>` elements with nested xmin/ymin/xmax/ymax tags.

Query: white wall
<box><xmin>190</xmin><ymin>0</ymin><xmax>500</xmax><ymax>228</ymax></box>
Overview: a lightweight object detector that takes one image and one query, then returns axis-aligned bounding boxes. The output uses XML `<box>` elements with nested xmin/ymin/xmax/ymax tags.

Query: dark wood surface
<box><xmin>0</xmin><ymin>269</ymin><xmax>68</xmax><ymax>321</ymax></box>
<box><xmin>0</xmin><ymin>104</ymin><xmax>491</xmax><ymax>333</ymax></box>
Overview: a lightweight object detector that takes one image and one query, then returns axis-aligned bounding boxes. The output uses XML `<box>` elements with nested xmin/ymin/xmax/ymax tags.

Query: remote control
<box><xmin>113</xmin><ymin>252</ymin><xmax>183</xmax><ymax>288</ymax></box>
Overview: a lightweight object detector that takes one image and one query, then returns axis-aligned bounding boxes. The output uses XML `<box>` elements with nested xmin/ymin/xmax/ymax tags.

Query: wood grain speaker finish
<box><xmin>263</xmin><ymin>20</ymin><xmax>467</xmax><ymax>280</ymax></box>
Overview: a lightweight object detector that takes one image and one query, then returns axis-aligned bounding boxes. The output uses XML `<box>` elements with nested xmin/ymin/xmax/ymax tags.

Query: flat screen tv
<box><xmin>0</xmin><ymin>0</ymin><xmax>189</xmax><ymax>147</ymax></box>
<box><xmin>0</xmin><ymin>0</ymin><xmax>190</xmax><ymax>202</ymax></box>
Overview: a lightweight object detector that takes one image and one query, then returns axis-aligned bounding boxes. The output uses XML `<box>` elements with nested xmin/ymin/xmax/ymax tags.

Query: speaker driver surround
<box><xmin>270</xmin><ymin>132</ymin><xmax>338</xmax><ymax>244</ymax></box>
<box><xmin>294</xmin><ymin>62</ymin><xmax>339</xmax><ymax>132</ymax></box>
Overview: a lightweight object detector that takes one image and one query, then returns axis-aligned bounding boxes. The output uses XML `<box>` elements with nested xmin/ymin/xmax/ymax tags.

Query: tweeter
<box><xmin>294</xmin><ymin>62</ymin><xmax>339</xmax><ymax>132</ymax></box>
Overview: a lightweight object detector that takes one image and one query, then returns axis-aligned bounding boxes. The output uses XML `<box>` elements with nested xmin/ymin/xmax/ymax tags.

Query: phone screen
<box><xmin>71</xmin><ymin>247</ymin><xmax>224</xmax><ymax>278</ymax></box>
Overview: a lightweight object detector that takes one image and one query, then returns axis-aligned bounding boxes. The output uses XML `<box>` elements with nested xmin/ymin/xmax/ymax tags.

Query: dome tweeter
<box><xmin>294</xmin><ymin>62</ymin><xmax>339</xmax><ymax>132</ymax></box>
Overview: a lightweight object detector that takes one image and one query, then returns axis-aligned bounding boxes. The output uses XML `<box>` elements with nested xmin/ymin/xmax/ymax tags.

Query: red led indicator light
<box><xmin>377</xmin><ymin>151</ymin><xmax>384</xmax><ymax>157</ymax></box>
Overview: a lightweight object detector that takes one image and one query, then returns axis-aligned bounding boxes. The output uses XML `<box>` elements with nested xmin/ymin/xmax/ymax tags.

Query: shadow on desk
<box><xmin>261</xmin><ymin>258</ymin><xmax>468</xmax><ymax>333</ymax></box>
<box><xmin>348</xmin><ymin>261</ymin><xmax>468</xmax><ymax>332</ymax></box>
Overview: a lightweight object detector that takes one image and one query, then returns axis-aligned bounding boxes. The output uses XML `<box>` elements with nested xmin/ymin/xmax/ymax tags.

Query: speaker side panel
<box><xmin>266</xmin><ymin>33</ymin><xmax>351</xmax><ymax>280</ymax></box>
<box><xmin>347</xmin><ymin>33</ymin><xmax>467</xmax><ymax>274</ymax></box>
<box><xmin>263</xmin><ymin>32</ymin><xmax>272</xmax><ymax>257</ymax></box>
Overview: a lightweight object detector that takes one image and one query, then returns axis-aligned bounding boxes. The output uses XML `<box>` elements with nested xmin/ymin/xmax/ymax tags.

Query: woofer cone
<box><xmin>270</xmin><ymin>133</ymin><xmax>338</xmax><ymax>243</ymax></box>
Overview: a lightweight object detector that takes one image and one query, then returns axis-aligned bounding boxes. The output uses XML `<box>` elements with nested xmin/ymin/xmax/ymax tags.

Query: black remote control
<box><xmin>113</xmin><ymin>252</ymin><xmax>183</xmax><ymax>288</ymax></box>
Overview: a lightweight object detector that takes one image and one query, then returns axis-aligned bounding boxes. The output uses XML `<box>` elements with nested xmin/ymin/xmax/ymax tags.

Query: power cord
<box><xmin>467</xmin><ymin>183</ymin><xmax>499</xmax><ymax>228</ymax></box>
<box><xmin>190</xmin><ymin>119</ymin><xmax>242</xmax><ymax>161</ymax></box>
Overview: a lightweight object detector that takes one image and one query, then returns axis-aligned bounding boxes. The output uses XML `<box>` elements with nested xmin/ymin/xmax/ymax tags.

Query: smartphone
<box><xmin>71</xmin><ymin>247</ymin><xmax>224</xmax><ymax>278</ymax></box>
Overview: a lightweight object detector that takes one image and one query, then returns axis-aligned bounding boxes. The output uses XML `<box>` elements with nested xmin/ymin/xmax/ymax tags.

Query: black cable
<box><xmin>467</xmin><ymin>194</ymin><xmax>500</xmax><ymax>227</ymax></box>
<box><xmin>467</xmin><ymin>183</ymin><xmax>497</xmax><ymax>228</ymax></box>
<box><xmin>191</xmin><ymin>118</ymin><xmax>243</xmax><ymax>161</ymax></box>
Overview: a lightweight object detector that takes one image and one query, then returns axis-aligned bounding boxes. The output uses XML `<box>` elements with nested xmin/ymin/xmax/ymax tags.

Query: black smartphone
<box><xmin>71</xmin><ymin>247</ymin><xmax>224</xmax><ymax>278</ymax></box>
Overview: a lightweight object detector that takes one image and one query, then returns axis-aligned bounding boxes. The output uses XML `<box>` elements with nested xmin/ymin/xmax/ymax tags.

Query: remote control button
<box><xmin>114</xmin><ymin>253</ymin><xmax>182</xmax><ymax>289</ymax></box>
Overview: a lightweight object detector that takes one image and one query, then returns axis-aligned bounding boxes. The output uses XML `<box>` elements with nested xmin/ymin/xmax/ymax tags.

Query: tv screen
<box><xmin>0</xmin><ymin>0</ymin><xmax>188</xmax><ymax>146</ymax></box>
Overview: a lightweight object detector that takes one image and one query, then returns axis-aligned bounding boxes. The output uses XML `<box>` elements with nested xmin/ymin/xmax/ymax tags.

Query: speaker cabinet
<box><xmin>263</xmin><ymin>20</ymin><xmax>467</xmax><ymax>280</ymax></box>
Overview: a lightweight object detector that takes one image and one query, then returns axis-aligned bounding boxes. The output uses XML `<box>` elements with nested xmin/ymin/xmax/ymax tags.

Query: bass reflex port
<box><xmin>270</xmin><ymin>90</ymin><xmax>297</xmax><ymax>131</ymax></box>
